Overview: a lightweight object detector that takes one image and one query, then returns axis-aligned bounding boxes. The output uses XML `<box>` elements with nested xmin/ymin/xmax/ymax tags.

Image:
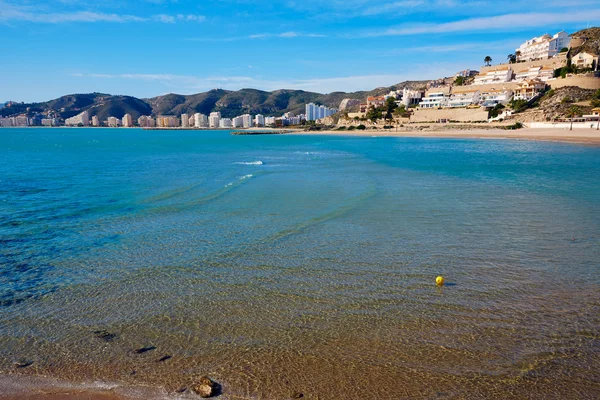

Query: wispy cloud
<box><xmin>0</xmin><ymin>1</ymin><xmax>205</xmax><ymax>24</ymax></box>
<box><xmin>355</xmin><ymin>10</ymin><xmax>600</xmax><ymax>37</ymax></box>
<box><xmin>189</xmin><ymin>31</ymin><xmax>326</xmax><ymax>42</ymax></box>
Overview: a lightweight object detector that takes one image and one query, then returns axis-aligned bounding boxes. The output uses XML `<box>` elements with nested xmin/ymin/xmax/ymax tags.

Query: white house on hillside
<box><xmin>418</xmin><ymin>92</ymin><xmax>448</xmax><ymax>108</ymax></box>
<box><xmin>516</xmin><ymin>31</ymin><xmax>570</xmax><ymax>62</ymax></box>
<box><xmin>447</xmin><ymin>91</ymin><xmax>480</xmax><ymax>108</ymax></box>
<box><xmin>473</xmin><ymin>68</ymin><xmax>513</xmax><ymax>85</ymax></box>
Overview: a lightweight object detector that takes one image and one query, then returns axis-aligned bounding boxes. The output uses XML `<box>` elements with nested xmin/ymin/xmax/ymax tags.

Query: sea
<box><xmin>0</xmin><ymin>128</ymin><xmax>599</xmax><ymax>399</ymax></box>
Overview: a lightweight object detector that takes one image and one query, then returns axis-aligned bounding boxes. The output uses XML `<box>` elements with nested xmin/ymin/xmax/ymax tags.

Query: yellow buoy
<box><xmin>436</xmin><ymin>276</ymin><xmax>445</xmax><ymax>286</ymax></box>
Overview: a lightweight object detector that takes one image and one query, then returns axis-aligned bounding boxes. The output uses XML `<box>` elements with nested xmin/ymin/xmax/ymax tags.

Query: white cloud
<box><xmin>356</xmin><ymin>10</ymin><xmax>600</xmax><ymax>37</ymax></box>
<box><xmin>0</xmin><ymin>1</ymin><xmax>205</xmax><ymax>24</ymax></box>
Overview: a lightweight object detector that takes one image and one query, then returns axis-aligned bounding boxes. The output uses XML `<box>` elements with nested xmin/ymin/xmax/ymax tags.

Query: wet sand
<box><xmin>291</xmin><ymin>128</ymin><xmax>600</xmax><ymax>145</ymax></box>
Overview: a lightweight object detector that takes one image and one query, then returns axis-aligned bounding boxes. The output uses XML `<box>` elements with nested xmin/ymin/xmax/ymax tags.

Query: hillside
<box><xmin>570</xmin><ymin>27</ymin><xmax>600</xmax><ymax>56</ymax></box>
<box><xmin>0</xmin><ymin>80</ymin><xmax>428</xmax><ymax>120</ymax></box>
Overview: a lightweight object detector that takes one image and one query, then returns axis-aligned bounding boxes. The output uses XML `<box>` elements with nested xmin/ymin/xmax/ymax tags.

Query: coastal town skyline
<box><xmin>1</xmin><ymin>0</ymin><xmax>599</xmax><ymax>102</ymax></box>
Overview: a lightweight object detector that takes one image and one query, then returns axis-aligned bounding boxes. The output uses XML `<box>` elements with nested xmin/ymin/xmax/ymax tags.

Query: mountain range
<box><xmin>0</xmin><ymin>81</ymin><xmax>428</xmax><ymax>120</ymax></box>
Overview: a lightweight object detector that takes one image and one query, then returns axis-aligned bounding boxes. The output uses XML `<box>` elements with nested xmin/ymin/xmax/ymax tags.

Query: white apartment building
<box><xmin>254</xmin><ymin>114</ymin><xmax>265</xmax><ymax>127</ymax></box>
<box><xmin>181</xmin><ymin>113</ymin><xmax>189</xmax><ymax>128</ymax></box>
<box><xmin>241</xmin><ymin>114</ymin><xmax>253</xmax><ymax>128</ymax></box>
<box><xmin>479</xmin><ymin>90</ymin><xmax>514</xmax><ymax>107</ymax></box>
<box><xmin>41</xmin><ymin>118</ymin><xmax>57</xmax><ymax>127</ymax></box>
<box><xmin>138</xmin><ymin>115</ymin><xmax>155</xmax><ymax>127</ymax></box>
<box><xmin>265</xmin><ymin>116</ymin><xmax>276</xmax><ymax>125</ymax></box>
<box><xmin>418</xmin><ymin>93</ymin><xmax>448</xmax><ymax>108</ymax></box>
<box><xmin>573</xmin><ymin>52</ymin><xmax>599</xmax><ymax>70</ymax></box>
<box><xmin>194</xmin><ymin>113</ymin><xmax>208</xmax><ymax>127</ymax></box>
<box><xmin>65</xmin><ymin>111</ymin><xmax>90</xmax><ymax>126</ymax></box>
<box><xmin>209</xmin><ymin>112</ymin><xmax>221</xmax><ymax>128</ymax></box>
<box><xmin>122</xmin><ymin>114</ymin><xmax>133</xmax><ymax>127</ymax></box>
<box><xmin>219</xmin><ymin>118</ymin><xmax>232</xmax><ymax>128</ymax></box>
<box><xmin>401</xmin><ymin>88</ymin><xmax>423</xmax><ymax>107</ymax></box>
<box><xmin>447</xmin><ymin>91</ymin><xmax>480</xmax><ymax>108</ymax></box>
<box><xmin>91</xmin><ymin>115</ymin><xmax>100</xmax><ymax>127</ymax></box>
<box><xmin>232</xmin><ymin>116</ymin><xmax>244</xmax><ymax>128</ymax></box>
<box><xmin>107</xmin><ymin>116</ymin><xmax>120</xmax><ymax>127</ymax></box>
<box><xmin>0</xmin><ymin>117</ymin><xmax>13</xmax><ymax>127</ymax></box>
<box><xmin>516</xmin><ymin>31</ymin><xmax>571</xmax><ymax>62</ymax></box>
<box><xmin>156</xmin><ymin>116</ymin><xmax>178</xmax><ymax>127</ymax></box>
<box><xmin>14</xmin><ymin>115</ymin><xmax>29</xmax><ymax>126</ymax></box>
<box><xmin>305</xmin><ymin>103</ymin><xmax>337</xmax><ymax>121</ymax></box>
<box><xmin>473</xmin><ymin>68</ymin><xmax>513</xmax><ymax>85</ymax></box>
<box><xmin>514</xmin><ymin>66</ymin><xmax>554</xmax><ymax>82</ymax></box>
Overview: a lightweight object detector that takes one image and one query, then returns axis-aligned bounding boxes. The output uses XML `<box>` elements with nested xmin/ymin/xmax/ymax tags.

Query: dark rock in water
<box><xmin>291</xmin><ymin>391</ymin><xmax>304</xmax><ymax>399</ymax></box>
<box><xmin>93</xmin><ymin>330</ymin><xmax>117</xmax><ymax>342</ymax></box>
<box><xmin>130</xmin><ymin>369</ymin><xmax>136</xmax><ymax>375</ymax></box>
<box><xmin>15</xmin><ymin>360</ymin><xmax>33</xmax><ymax>369</ymax></box>
<box><xmin>192</xmin><ymin>376</ymin><xmax>221</xmax><ymax>398</ymax></box>
<box><xmin>175</xmin><ymin>386</ymin><xmax>187</xmax><ymax>393</ymax></box>
<box><xmin>134</xmin><ymin>346</ymin><xmax>157</xmax><ymax>354</ymax></box>
<box><xmin>157</xmin><ymin>355</ymin><xmax>172</xmax><ymax>362</ymax></box>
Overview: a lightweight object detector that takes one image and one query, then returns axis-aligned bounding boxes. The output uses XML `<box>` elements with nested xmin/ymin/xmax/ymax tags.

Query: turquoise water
<box><xmin>0</xmin><ymin>128</ymin><xmax>599</xmax><ymax>398</ymax></box>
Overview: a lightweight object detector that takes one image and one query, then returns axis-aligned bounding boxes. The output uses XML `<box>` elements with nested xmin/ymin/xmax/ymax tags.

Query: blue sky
<box><xmin>1</xmin><ymin>0</ymin><xmax>599</xmax><ymax>102</ymax></box>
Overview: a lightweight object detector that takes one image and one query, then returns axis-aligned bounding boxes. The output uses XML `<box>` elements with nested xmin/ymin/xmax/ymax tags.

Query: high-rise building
<box><xmin>254</xmin><ymin>114</ymin><xmax>264</xmax><ymax>127</ymax></box>
<box><xmin>138</xmin><ymin>115</ymin><xmax>155</xmax><ymax>127</ymax></box>
<box><xmin>122</xmin><ymin>114</ymin><xmax>133</xmax><ymax>127</ymax></box>
<box><xmin>181</xmin><ymin>113</ymin><xmax>189</xmax><ymax>128</ymax></box>
<box><xmin>241</xmin><ymin>114</ymin><xmax>253</xmax><ymax>128</ymax></box>
<box><xmin>209</xmin><ymin>112</ymin><xmax>221</xmax><ymax>128</ymax></box>
<box><xmin>232</xmin><ymin>116</ymin><xmax>244</xmax><ymax>128</ymax></box>
<box><xmin>194</xmin><ymin>113</ymin><xmax>208</xmax><ymax>127</ymax></box>
<box><xmin>305</xmin><ymin>103</ymin><xmax>336</xmax><ymax>121</ymax></box>
<box><xmin>91</xmin><ymin>116</ymin><xmax>100</xmax><ymax>127</ymax></box>
<box><xmin>107</xmin><ymin>116</ymin><xmax>120</xmax><ymax>127</ymax></box>
<box><xmin>219</xmin><ymin>118</ymin><xmax>232</xmax><ymax>128</ymax></box>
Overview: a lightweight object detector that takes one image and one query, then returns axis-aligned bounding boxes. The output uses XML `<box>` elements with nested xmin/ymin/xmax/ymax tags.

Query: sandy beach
<box><xmin>289</xmin><ymin>127</ymin><xmax>600</xmax><ymax>145</ymax></box>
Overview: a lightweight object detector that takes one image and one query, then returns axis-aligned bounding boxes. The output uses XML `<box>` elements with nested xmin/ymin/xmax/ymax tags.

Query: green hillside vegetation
<box><xmin>0</xmin><ymin>80</ymin><xmax>428</xmax><ymax>120</ymax></box>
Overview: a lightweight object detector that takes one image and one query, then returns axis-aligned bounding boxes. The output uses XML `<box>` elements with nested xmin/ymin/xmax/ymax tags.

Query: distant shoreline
<box><xmin>289</xmin><ymin>127</ymin><xmax>600</xmax><ymax>145</ymax></box>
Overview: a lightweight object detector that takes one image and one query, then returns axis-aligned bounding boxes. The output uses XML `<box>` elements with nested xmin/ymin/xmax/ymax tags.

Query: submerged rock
<box><xmin>93</xmin><ymin>330</ymin><xmax>117</xmax><ymax>342</ymax></box>
<box><xmin>15</xmin><ymin>360</ymin><xmax>33</xmax><ymax>369</ymax></box>
<box><xmin>134</xmin><ymin>345</ymin><xmax>157</xmax><ymax>354</ymax></box>
<box><xmin>157</xmin><ymin>355</ymin><xmax>172</xmax><ymax>362</ymax></box>
<box><xmin>291</xmin><ymin>391</ymin><xmax>304</xmax><ymax>399</ymax></box>
<box><xmin>192</xmin><ymin>376</ymin><xmax>220</xmax><ymax>398</ymax></box>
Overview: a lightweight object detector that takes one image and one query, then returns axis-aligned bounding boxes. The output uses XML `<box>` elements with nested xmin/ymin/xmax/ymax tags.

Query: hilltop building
<box><xmin>514</xmin><ymin>79</ymin><xmax>547</xmax><ymax>100</ymax></box>
<box><xmin>516</xmin><ymin>31</ymin><xmax>570</xmax><ymax>62</ymax></box>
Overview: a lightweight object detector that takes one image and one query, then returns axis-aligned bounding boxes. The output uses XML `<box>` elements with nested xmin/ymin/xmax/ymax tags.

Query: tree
<box><xmin>384</xmin><ymin>97</ymin><xmax>398</xmax><ymax>120</ymax></box>
<box><xmin>484</xmin><ymin>56</ymin><xmax>492</xmax><ymax>66</ymax></box>
<box><xmin>566</xmin><ymin>106</ymin><xmax>582</xmax><ymax>131</ymax></box>
<box><xmin>507</xmin><ymin>54</ymin><xmax>516</xmax><ymax>64</ymax></box>
<box><xmin>515</xmin><ymin>50</ymin><xmax>521</xmax><ymax>62</ymax></box>
<box><xmin>454</xmin><ymin>76</ymin><xmax>465</xmax><ymax>86</ymax></box>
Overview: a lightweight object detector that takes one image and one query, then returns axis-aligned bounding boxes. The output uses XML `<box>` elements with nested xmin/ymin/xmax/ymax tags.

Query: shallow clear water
<box><xmin>0</xmin><ymin>128</ymin><xmax>599</xmax><ymax>399</ymax></box>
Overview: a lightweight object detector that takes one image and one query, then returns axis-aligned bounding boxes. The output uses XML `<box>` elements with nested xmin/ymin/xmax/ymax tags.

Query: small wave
<box><xmin>235</xmin><ymin>161</ymin><xmax>263</xmax><ymax>165</ymax></box>
<box><xmin>240</xmin><ymin>174</ymin><xmax>253</xmax><ymax>179</ymax></box>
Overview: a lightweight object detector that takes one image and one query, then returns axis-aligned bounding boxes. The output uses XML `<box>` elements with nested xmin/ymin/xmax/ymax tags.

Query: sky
<box><xmin>1</xmin><ymin>0</ymin><xmax>599</xmax><ymax>102</ymax></box>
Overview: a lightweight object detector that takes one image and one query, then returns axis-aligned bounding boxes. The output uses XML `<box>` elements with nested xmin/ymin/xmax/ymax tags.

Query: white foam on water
<box><xmin>240</xmin><ymin>174</ymin><xmax>253</xmax><ymax>179</ymax></box>
<box><xmin>234</xmin><ymin>161</ymin><xmax>263</xmax><ymax>165</ymax></box>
